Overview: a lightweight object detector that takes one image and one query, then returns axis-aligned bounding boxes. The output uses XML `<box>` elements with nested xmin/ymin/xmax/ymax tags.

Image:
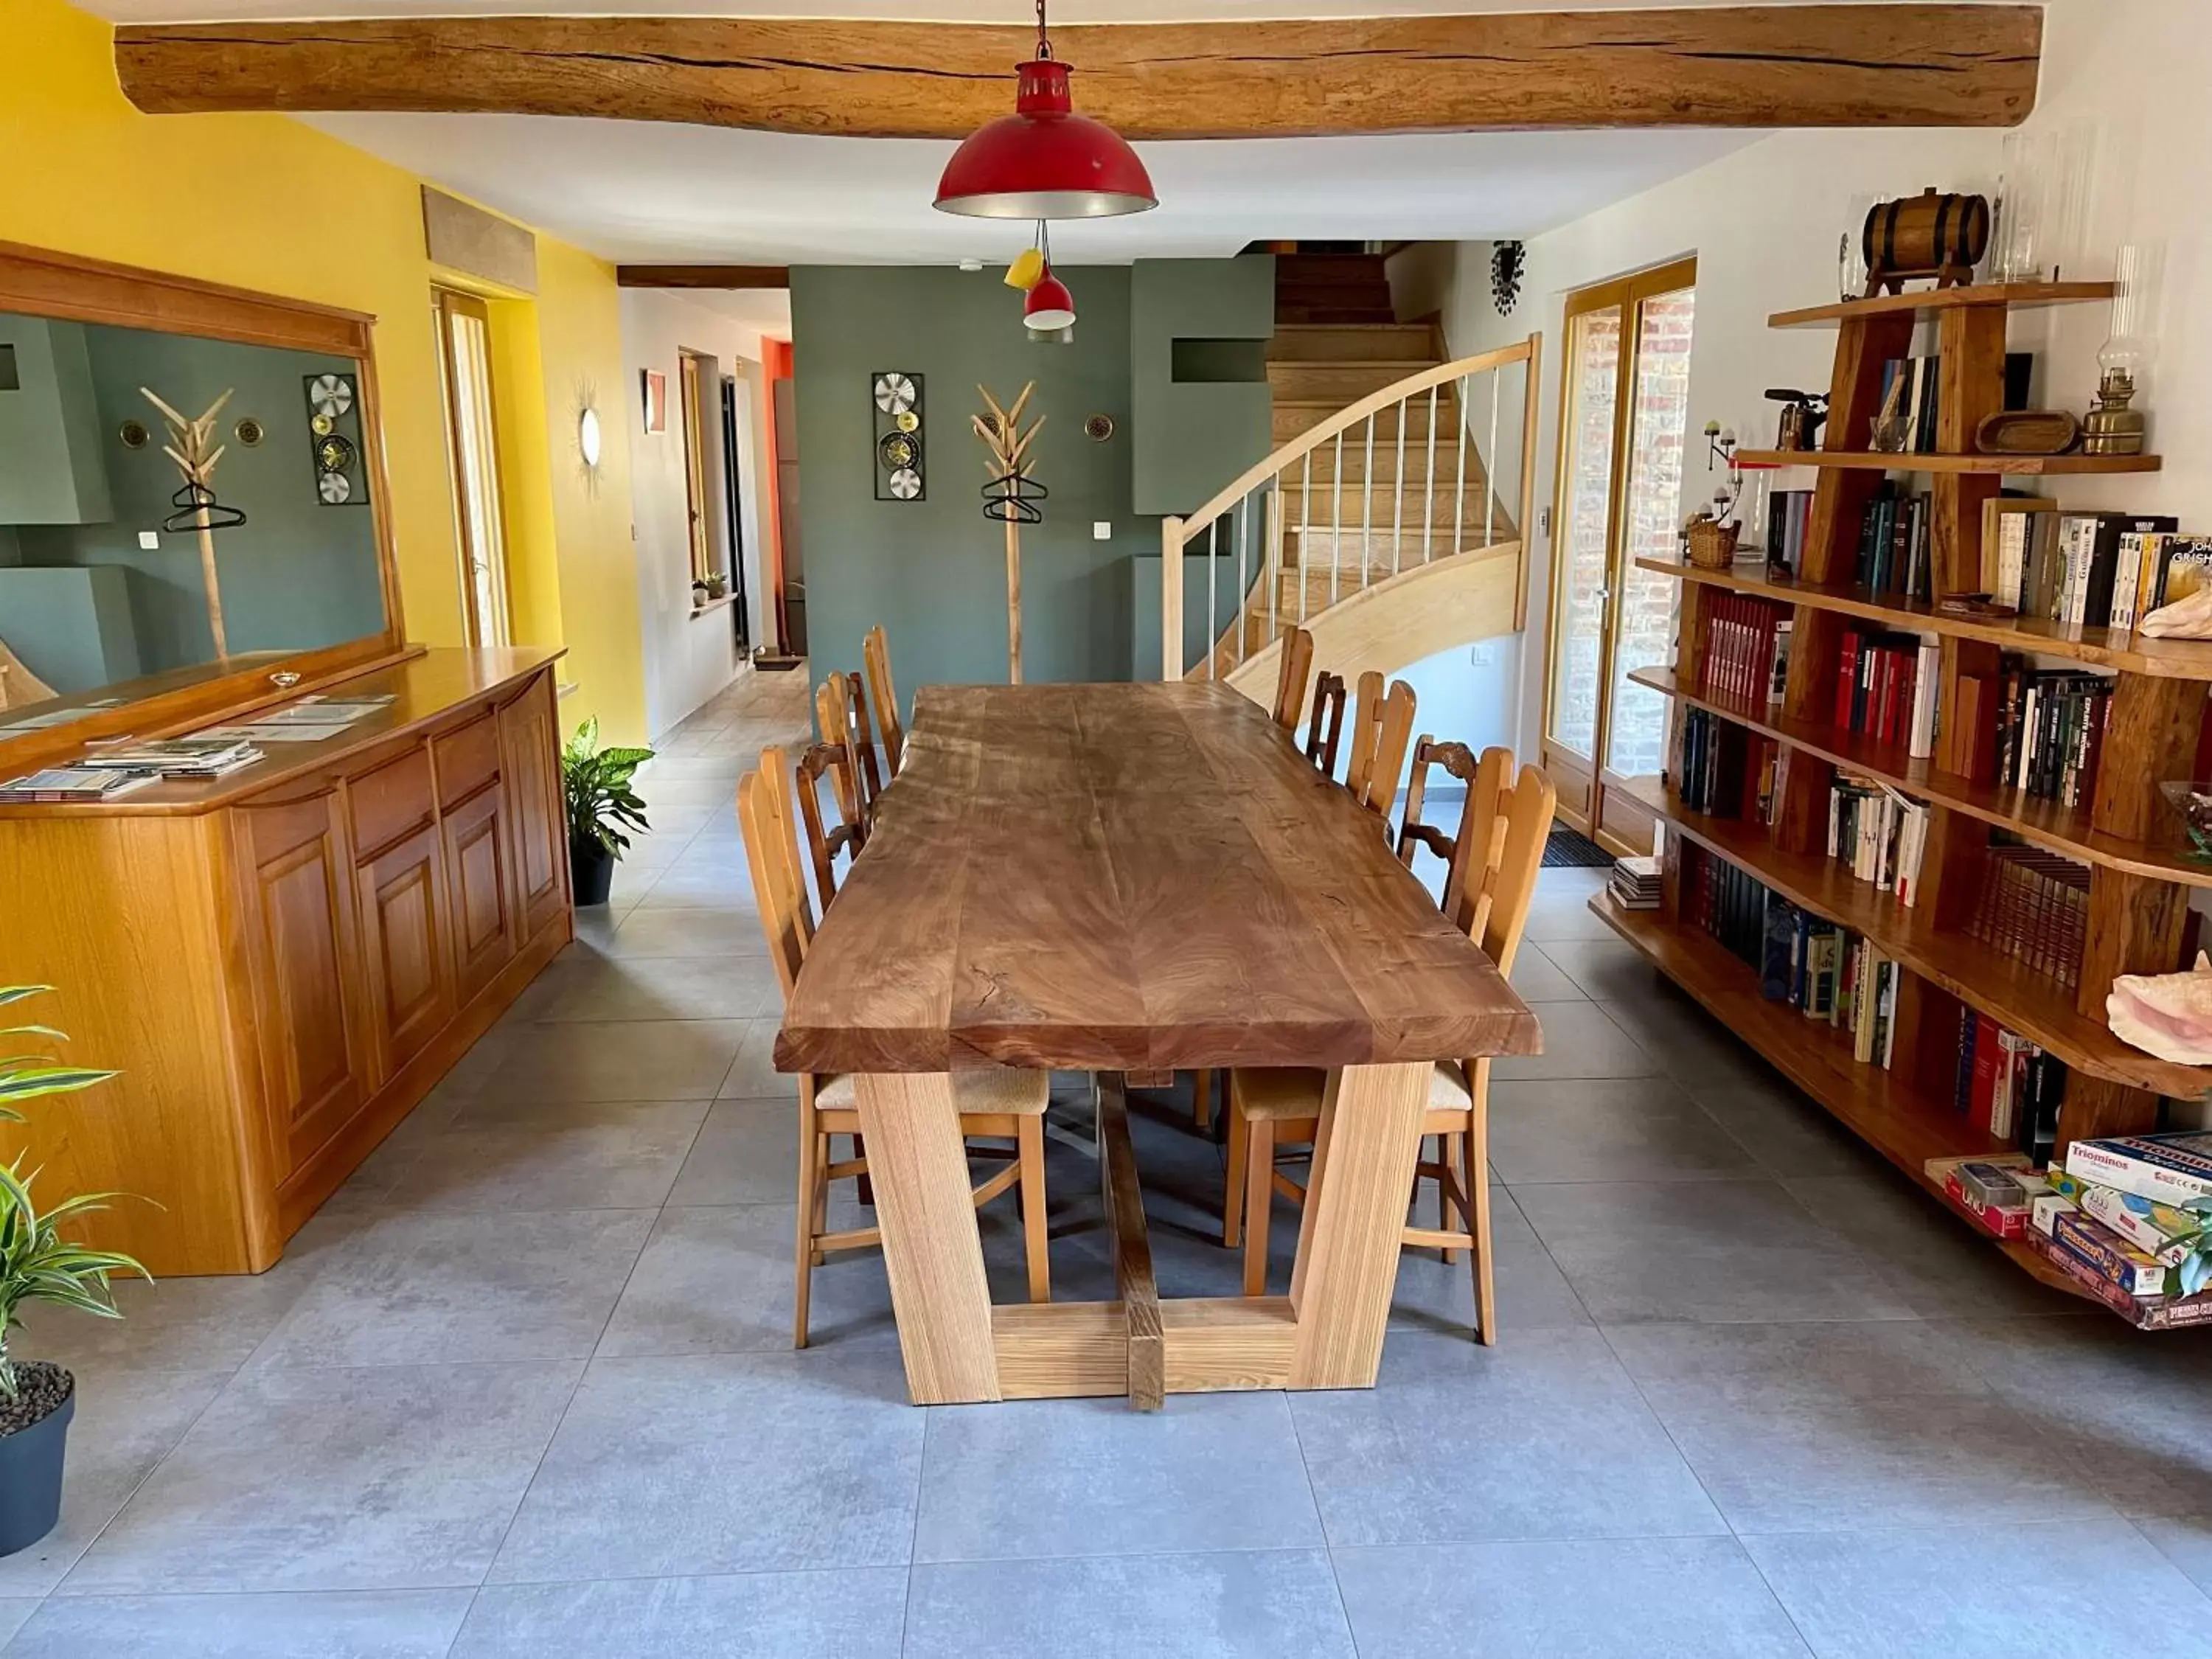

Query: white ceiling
<box><xmin>302</xmin><ymin>114</ymin><xmax>1761</xmax><ymax>266</ymax></box>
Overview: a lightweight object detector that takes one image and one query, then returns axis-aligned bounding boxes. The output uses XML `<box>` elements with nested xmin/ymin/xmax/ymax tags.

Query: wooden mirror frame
<box><xmin>0</xmin><ymin>239</ymin><xmax>413</xmax><ymax>771</ymax></box>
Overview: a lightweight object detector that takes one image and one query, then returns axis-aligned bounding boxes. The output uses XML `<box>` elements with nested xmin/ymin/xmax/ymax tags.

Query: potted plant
<box><xmin>0</xmin><ymin>987</ymin><xmax>147</xmax><ymax>1558</ymax></box>
<box><xmin>704</xmin><ymin>571</ymin><xmax>728</xmax><ymax>601</ymax></box>
<box><xmin>563</xmin><ymin>717</ymin><xmax>655</xmax><ymax>907</ymax></box>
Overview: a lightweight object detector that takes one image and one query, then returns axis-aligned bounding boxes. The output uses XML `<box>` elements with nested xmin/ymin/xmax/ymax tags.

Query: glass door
<box><xmin>1541</xmin><ymin>257</ymin><xmax>1697</xmax><ymax>851</ymax></box>
<box><xmin>432</xmin><ymin>288</ymin><xmax>511</xmax><ymax>650</ymax></box>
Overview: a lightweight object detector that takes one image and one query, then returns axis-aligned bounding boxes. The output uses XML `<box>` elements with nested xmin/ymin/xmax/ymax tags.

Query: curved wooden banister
<box><xmin>1169</xmin><ymin>338</ymin><xmax>1538</xmax><ymax>550</ymax></box>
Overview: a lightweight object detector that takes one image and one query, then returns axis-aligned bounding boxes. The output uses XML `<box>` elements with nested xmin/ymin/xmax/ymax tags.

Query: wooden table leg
<box><xmin>1095</xmin><ymin>1074</ymin><xmax>1164</xmax><ymax>1411</ymax></box>
<box><xmin>852</xmin><ymin>1071</ymin><xmax>1002</xmax><ymax>1405</ymax></box>
<box><xmin>1286</xmin><ymin>1060</ymin><xmax>1429</xmax><ymax>1390</ymax></box>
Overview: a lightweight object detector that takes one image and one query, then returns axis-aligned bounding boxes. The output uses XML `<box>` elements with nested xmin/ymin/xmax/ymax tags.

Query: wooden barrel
<box><xmin>1862</xmin><ymin>189</ymin><xmax>1990</xmax><ymax>290</ymax></box>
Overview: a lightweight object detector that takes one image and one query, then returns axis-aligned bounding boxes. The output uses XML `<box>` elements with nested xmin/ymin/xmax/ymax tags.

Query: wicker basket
<box><xmin>1684</xmin><ymin>515</ymin><xmax>1741</xmax><ymax>569</ymax></box>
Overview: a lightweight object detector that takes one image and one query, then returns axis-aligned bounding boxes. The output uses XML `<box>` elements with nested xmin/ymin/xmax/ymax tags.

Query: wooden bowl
<box><xmin>1976</xmin><ymin>409</ymin><xmax>2080</xmax><ymax>455</ymax></box>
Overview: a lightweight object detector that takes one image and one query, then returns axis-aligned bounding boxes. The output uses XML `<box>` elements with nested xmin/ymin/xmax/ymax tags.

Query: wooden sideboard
<box><xmin>0</xmin><ymin>647</ymin><xmax>572</xmax><ymax>1275</ymax></box>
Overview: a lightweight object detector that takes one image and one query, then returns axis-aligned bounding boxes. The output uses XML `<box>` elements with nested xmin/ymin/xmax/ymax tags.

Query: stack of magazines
<box><xmin>1610</xmin><ymin>856</ymin><xmax>1661</xmax><ymax>911</ymax></box>
<box><xmin>78</xmin><ymin>736</ymin><xmax>263</xmax><ymax>779</ymax></box>
<box><xmin>0</xmin><ymin>768</ymin><xmax>162</xmax><ymax>804</ymax></box>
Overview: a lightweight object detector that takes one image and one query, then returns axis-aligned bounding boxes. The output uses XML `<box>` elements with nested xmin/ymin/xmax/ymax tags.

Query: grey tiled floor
<box><xmin>7</xmin><ymin>670</ymin><xmax>2212</xmax><ymax>1656</ymax></box>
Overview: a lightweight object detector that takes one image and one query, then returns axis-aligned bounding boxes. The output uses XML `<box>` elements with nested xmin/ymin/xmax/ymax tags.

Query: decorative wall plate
<box><xmin>118</xmin><ymin>419</ymin><xmax>148</xmax><ymax>449</ymax></box>
<box><xmin>1084</xmin><ymin>413</ymin><xmax>1115</xmax><ymax>442</ymax></box>
<box><xmin>878</xmin><ymin>431</ymin><xmax>920</xmax><ymax>470</ymax></box>
<box><xmin>895</xmin><ymin>408</ymin><xmax>921</xmax><ymax>434</ymax></box>
<box><xmin>873</xmin><ymin>372</ymin><xmax>918</xmax><ymax>414</ymax></box>
<box><xmin>234</xmin><ymin>417</ymin><xmax>265</xmax><ymax>448</ymax></box>
<box><xmin>887</xmin><ymin>467</ymin><xmax>922</xmax><ymax>500</ymax></box>
<box><xmin>317</xmin><ymin>471</ymin><xmax>352</xmax><ymax>504</ymax></box>
<box><xmin>315</xmin><ymin>434</ymin><xmax>356</xmax><ymax>474</ymax></box>
<box><xmin>307</xmin><ymin>372</ymin><xmax>355</xmax><ymax>420</ymax></box>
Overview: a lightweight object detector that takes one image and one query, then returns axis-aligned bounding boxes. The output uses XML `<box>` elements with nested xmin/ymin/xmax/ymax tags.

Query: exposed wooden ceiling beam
<box><xmin>616</xmin><ymin>265</ymin><xmax>790</xmax><ymax>290</ymax></box>
<box><xmin>114</xmin><ymin>7</ymin><xmax>2039</xmax><ymax>141</ymax></box>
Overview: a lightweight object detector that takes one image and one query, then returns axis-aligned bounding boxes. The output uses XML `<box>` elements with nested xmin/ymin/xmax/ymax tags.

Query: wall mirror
<box><xmin>0</xmin><ymin>242</ymin><xmax>403</xmax><ymax>761</ymax></box>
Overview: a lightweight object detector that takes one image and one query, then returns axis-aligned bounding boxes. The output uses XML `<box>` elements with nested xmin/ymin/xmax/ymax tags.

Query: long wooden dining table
<box><xmin>776</xmin><ymin>680</ymin><xmax>1542</xmax><ymax>1408</ymax></box>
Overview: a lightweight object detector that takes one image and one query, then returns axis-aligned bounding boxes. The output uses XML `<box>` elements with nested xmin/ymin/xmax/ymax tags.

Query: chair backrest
<box><xmin>737</xmin><ymin>751</ymin><xmax>813</xmax><ymax>1004</ymax></box>
<box><xmin>1398</xmin><ymin>735</ymin><xmax>1480</xmax><ymax>869</ymax></box>
<box><xmin>815</xmin><ymin>672</ymin><xmax>884</xmax><ymax>820</ymax></box>
<box><xmin>1270</xmin><ymin>625</ymin><xmax>1315</xmax><ymax>731</ymax></box>
<box><xmin>795</xmin><ymin>742</ymin><xmax>867</xmax><ymax>905</ymax></box>
<box><xmin>863</xmin><ymin>625</ymin><xmax>903</xmax><ymax>773</ymax></box>
<box><xmin>1304</xmin><ymin>671</ymin><xmax>1347</xmax><ymax>774</ymax></box>
<box><xmin>1346</xmin><ymin>675</ymin><xmax>1416</xmax><ymax>819</ymax></box>
<box><xmin>1458</xmin><ymin>760</ymin><xmax>1557</xmax><ymax>976</ymax></box>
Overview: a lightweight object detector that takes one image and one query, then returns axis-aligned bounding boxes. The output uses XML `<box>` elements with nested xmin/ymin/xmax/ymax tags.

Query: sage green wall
<box><xmin>790</xmin><ymin>265</ymin><xmax>1148</xmax><ymax>703</ymax></box>
<box><xmin>0</xmin><ymin>317</ymin><xmax>111</xmax><ymax>525</ymax></box>
<box><xmin>1130</xmin><ymin>254</ymin><xmax>1275</xmax><ymax>517</ymax></box>
<box><xmin>12</xmin><ymin>321</ymin><xmax>386</xmax><ymax>675</ymax></box>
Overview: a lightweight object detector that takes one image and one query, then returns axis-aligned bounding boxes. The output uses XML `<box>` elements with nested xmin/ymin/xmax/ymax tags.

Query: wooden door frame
<box><xmin>431</xmin><ymin>285</ymin><xmax>512</xmax><ymax>650</ymax></box>
<box><xmin>677</xmin><ymin>348</ymin><xmax>717</xmax><ymax>586</ymax></box>
<box><xmin>1540</xmin><ymin>254</ymin><xmax>1697</xmax><ymax>849</ymax></box>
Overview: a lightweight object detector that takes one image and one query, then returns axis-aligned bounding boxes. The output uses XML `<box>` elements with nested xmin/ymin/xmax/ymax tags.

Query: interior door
<box><xmin>1540</xmin><ymin>257</ymin><xmax>1697</xmax><ymax>853</ymax></box>
<box><xmin>433</xmin><ymin>287</ymin><xmax>512</xmax><ymax>650</ymax></box>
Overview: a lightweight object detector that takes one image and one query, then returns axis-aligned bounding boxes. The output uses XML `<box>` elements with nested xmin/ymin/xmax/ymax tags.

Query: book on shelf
<box><xmin>1610</xmin><ymin>856</ymin><xmax>1662</xmax><ymax>911</ymax></box>
<box><xmin>1675</xmin><ymin>709</ymin><xmax>1780</xmax><ymax>827</ymax></box>
<box><xmin>1854</xmin><ymin>484</ymin><xmax>1935</xmax><ymax>601</ymax></box>
<box><xmin>1941</xmin><ymin>655</ymin><xmax>2112</xmax><ymax>809</ymax></box>
<box><xmin>2064</xmin><ymin>1131</ymin><xmax>2212</xmax><ymax>1206</ymax></box>
<box><xmin>1978</xmin><ymin>496</ymin><xmax>2059</xmax><ymax>612</ymax></box>
<box><xmin>2055</xmin><ymin>512</ymin><xmax>2176</xmax><ymax>628</ymax></box>
<box><xmin>1870</xmin><ymin>351</ymin><xmax>2031</xmax><ymax>459</ymax></box>
<box><xmin>0</xmin><ymin>768</ymin><xmax>161</xmax><ymax>804</ymax></box>
<box><xmin>1824</xmin><ymin>775</ymin><xmax>1929</xmax><ymax>907</ymax></box>
<box><xmin>1830</xmin><ymin>627</ymin><xmax>1923</xmax><ymax>750</ymax></box>
<box><xmin>1964</xmin><ymin>844</ymin><xmax>2088</xmax><ymax>990</ymax></box>
<box><xmin>1951</xmin><ymin>1012</ymin><xmax>2065</xmax><ymax>1161</ymax></box>
<box><xmin>1697</xmin><ymin>593</ymin><xmax>1790</xmax><ymax>707</ymax></box>
<box><xmin>1766</xmin><ymin>488</ymin><xmax>1814</xmax><ymax>580</ymax></box>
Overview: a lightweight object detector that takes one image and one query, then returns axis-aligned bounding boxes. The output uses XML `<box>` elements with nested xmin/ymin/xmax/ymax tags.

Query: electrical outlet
<box><xmin>1093</xmin><ymin>521</ymin><xmax>1111</xmax><ymax>540</ymax></box>
<box><xmin>137</xmin><ymin>530</ymin><xmax>160</xmax><ymax>551</ymax></box>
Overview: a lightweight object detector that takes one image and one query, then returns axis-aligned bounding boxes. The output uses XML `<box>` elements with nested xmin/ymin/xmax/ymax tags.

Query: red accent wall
<box><xmin>761</xmin><ymin>337</ymin><xmax>794</xmax><ymax>651</ymax></box>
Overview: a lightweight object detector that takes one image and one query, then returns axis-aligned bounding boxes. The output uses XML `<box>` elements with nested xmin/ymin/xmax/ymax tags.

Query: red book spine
<box><xmin>1893</xmin><ymin>654</ymin><xmax>1917</xmax><ymax>748</ymax></box>
<box><xmin>1836</xmin><ymin>634</ymin><xmax>1861</xmax><ymax>729</ymax></box>
<box><xmin>1969</xmin><ymin>1013</ymin><xmax>2003</xmax><ymax>1130</ymax></box>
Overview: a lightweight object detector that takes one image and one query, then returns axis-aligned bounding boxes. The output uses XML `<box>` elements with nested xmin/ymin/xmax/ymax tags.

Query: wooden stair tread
<box><xmin>1590</xmin><ymin>891</ymin><xmax>2091</xmax><ymax>1304</ymax></box>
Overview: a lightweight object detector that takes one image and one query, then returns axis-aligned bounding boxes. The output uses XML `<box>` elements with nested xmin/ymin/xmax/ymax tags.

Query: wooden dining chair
<box><xmin>738</xmin><ymin>747</ymin><xmax>1054</xmax><ymax>1346</ymax></box>
<box><xmin>1270</xmin><ymin>625</ymin><xmax>1315</xmax><ymax>731</ymax></box>
<box><xmin>794</xmin><ymin>741</ymin><xmax>867</xmax><ymax>903</ymax></box>
<box><xmin>1398</xmin><ymin>739</ymin><xmax>1510</xmax><ymax>927</ymax></box>
<box><xmin>1304</xmin><ymin>671</ymin><xmax>1348</xmax><ymax>775</ymax></box>
<box><xmin>1344</xmin><ymin>673</ymin><xmax>1418</xmax><ymax>819</ymax></box>
<box><xmin>1222</xmin><ymin>757</ymin><xmax>1557</xmax><ymax>1343</ymax></box>
<box><xmin>815</xmin><ymin>672</ymin><xmax>885</xmax><ymax>822</ymax></box>
<box><xmin>863</xmin><ymin>624</ymin><xmax>904</xmax><ymax>774</ymax></box>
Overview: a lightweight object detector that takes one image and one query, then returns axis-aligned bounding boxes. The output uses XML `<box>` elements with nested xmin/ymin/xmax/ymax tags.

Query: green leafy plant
<box><xmin>0</xmin><ymin>987</ymin><xmax>114</xmax><ymax>1122</ymax></box>
<box><xmin>562</xmin><ymin>717</ymin><xmax>656</xmax><ymax>858</ymax></box>
<box><xmin>0</xmin><ymin>989</ymin><xmax>146</xmax><ymax>1402</ymax></box>
<box><xmin>2174</xmin><ymin>1197</ymin><xmax>2212</xmax><ymax>1299</ymax></box>
<box><xmin>0</xmin><ymin>1161</ymin><xmax>148</xmax><ymax>1400</ymax></box>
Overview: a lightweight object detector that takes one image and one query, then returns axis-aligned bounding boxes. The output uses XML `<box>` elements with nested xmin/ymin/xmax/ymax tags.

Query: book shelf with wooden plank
<box><xmin>1734</xmin><ymin>449</ymin><xmax>2161</xmax><ymax>476</ymax></box>
<box><xmin>1615</xmin><ymin>279</ymin><xmax>2211</xmax><ymax>1323</ymax></box>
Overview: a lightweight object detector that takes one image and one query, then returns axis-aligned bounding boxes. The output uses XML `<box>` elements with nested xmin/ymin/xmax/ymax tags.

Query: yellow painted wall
<box><xmin>0</xmin><ymin>0</ymin><xmax>649</xmax><ymax>742</ymax></box>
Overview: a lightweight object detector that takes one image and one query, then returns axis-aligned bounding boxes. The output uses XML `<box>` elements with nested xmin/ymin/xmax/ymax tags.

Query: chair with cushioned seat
<box><xmin>1222</xmin><ymin>753</ymin><xmax>1555</xmax><ymax>1342</ymax></box>
<box><xmin>740</xmin><ymin>745</ymin><xmax>1052</xmax><ymax>1346</ymax></box>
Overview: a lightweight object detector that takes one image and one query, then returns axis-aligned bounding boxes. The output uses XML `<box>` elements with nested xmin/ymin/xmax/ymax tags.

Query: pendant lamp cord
<box><xmin>1034</xmin><ymin>0</ymin><xmax>1051</xmax><ymax>59</ymax></box>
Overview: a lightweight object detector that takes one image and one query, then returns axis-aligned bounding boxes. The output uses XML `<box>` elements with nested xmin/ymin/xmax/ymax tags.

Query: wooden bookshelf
<box><xmin>1625</xmin><ymin>279</ymin><xmax>2212</xmax><ymax>1323</ymax></box>
<box><xmin>1734</xmin><ymin>449</ymin><xmax>2161</xmax><ymax>476</ymax></box>
<box><xmin>1770</xmin><ymin>280</ymin><xmax>2116</xmax><ymax>330</ymax></box>
<box><xmin>1590</xmin><ymin>891</ymin><xmax>2084</xmax><ymax>1300</ymax></box>
<box><xmin>1629</xmin><ymin>666</ymin><xmax>2212</xmax><ymax>888</ymax></box>
<box><xmin>1639</xmin><ymin>555</ymin><xmax>2212</xmax><ymax>681</ymax></box>
<box><xmin>1620</xmin><ymin>776</ymin><xmax>2212</xmax><ymax>1099</ymax></box>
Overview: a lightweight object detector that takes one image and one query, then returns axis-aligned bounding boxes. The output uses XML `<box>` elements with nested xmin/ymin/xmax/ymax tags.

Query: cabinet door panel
<box><xmin>357</xmin><ymin>821</ymin><xmax>456</xmax><ymax>1082</ymax></box>
<box><xmin>238</xmin><ymin>796</ymin><xmax>366</xmax><ymax>1176</ymax></box>
<box><xmin>445</xmin><ymin>780</ymin><xmax>516</xmax><ymax>1004</ymax></box>
<box><xmin>499</xmin><ymin>672</ymin><xmax>568</xmax><ymax>939</ymax></box>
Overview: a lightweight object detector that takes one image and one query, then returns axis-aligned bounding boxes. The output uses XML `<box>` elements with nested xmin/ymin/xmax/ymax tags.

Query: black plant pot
<box><xmin>571</xmin><ymin>833</ymin><xmax>617</xmax><ymax>907</ymax></box>
<box><xmin>0</xmin><ymin>1374</ymin><xmax>74</xmax><ymax>1558</ymax></box>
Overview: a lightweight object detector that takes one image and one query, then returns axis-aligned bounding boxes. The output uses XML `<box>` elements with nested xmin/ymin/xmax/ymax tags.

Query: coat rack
<box><xmin>973</xmin><ymin>381</ymin><xmax>1046</xmax><ymax>685</ymax></box>
<box><xmin>142</xmin><ymin>386</ymin><xmax>246</xmax><ymax>660</ymax></box>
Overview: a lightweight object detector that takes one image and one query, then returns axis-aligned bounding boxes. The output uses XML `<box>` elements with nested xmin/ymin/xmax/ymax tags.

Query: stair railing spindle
<box><xmin>1299</xmin><ymin>451</ymin><xmax>1312</xmax><ymax>624</ymax></box>
<box><xmin>1422</xmin><ymin>385</ymin><xmax>1439</xmax><ymax>566</ymax></box>
<box><xmin>1330</xmin><ymin>429</ymin><xmax>1345</xmax><ymax>609</ymax></box>
<box><xmin>1451</xmin><ymin>374</ymin><xmax>1469</xmax><ymax>565</ymax></box>
<box><xmin>1206</xmin><ymin>515</ymin><xmax>1220</xmax><ymax>679</ymax></box>
<box><xmin>1236</xmin><ymin>489</ymin><xmax>1251</xmax><ymax>669</ymax></box>
<box><xmin>1486</xmin><ymin>368</ymin><xmax>1501</xmax><ymax>547</ymax></box>
<box><xmin>1360</xmin><ymin>413</ymin><xmax>1375</xmax><ymax>599</ymax></box>
<box><xmin>1391</xmin><ymin>393</ymin><xmax>1407</xmax><ymax>578</ymax></box>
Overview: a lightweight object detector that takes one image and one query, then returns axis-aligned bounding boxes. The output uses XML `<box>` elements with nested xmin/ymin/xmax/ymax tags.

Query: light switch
<box><xmin>137</xmin><ymin>531</ymin><xmax>160</xmax><ymax>550</ymax></box>
<box><xmin>1093</xmin><ymin>521</ymin><xmax>1111</xmax><ymax>540</ymax></box>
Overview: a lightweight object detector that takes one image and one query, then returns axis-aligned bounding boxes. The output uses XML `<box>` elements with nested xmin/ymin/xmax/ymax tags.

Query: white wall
<box><xmin>620</xmin><ymin>288</ymin><xmax>774</xmax><ymax>740</ymax></box>
<box><xmin>1439</xmin><ymin>0</ymin><xmax>2212</xmax><ymax>762</ymax></box>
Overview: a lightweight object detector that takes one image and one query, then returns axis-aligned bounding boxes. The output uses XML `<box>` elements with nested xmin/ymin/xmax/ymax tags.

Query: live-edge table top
<box><xmin>776</xmin><ymin>681</ymin><xmax>1542</xmax><ymax>1077</ymax></box>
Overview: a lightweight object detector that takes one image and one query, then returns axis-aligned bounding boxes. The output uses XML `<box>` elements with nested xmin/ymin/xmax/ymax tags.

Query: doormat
<box><xmin>751</xmin><ymin>655</ymin><xmax>805</xmax><ymax>673</ymax></box>
<box><xmin>1543</xmin><ymin>827</ymin><xmax>1613</xmax><ymax>868</ymax></box>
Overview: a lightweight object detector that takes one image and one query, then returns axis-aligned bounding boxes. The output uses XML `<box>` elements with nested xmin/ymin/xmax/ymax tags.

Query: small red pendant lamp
<box><xmin>934</xmin><ymin>0</ymin><xmax>1157</xmax><ymax>220</ymax></box>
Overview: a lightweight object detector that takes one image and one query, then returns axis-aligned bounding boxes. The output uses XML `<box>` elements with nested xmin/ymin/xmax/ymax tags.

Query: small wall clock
<box><xmin>872</xmin><ymin>370</ymin><xmax>925</xmax><ymax>503</ymax></box>
<box><xmin>302</xmin><ymin>371</ymin><xmax>368</xmax><ymax>508</ymax></box>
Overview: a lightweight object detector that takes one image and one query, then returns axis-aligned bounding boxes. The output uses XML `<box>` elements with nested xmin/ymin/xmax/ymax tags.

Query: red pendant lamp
<box><xmin>935</xmin><ymin>0</ymin><xmax>1157</xmax><ymax>220</ymax></box>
